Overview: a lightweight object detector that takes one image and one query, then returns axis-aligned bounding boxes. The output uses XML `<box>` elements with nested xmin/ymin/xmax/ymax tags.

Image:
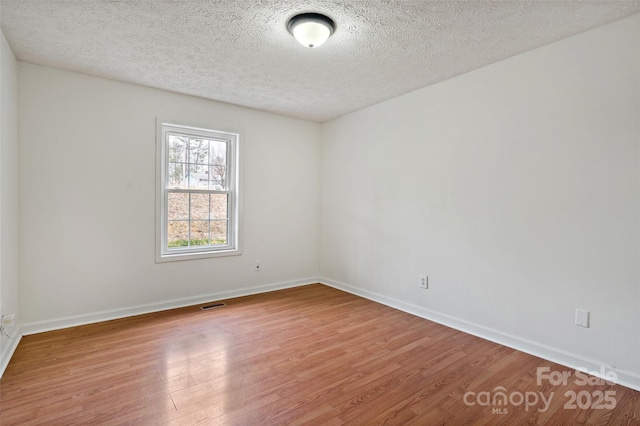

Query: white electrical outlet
<box><xmin>255</xmin><ymin>260</ymin><xmax>261</xmax><ymax>272</ymax></box>
<box><xmin>575</xmin><ymin>309</ymin><xmax>589</xmax><ymax>328</ymax></box>
<box><xmin>1</xmin><ymin>314</ymin><xmax>16</xmax><ymax>328</ymax></box>
<box><xmin>419</xmin><ymin>275</ymin><xmax>428</xmax><ymax>289</ymax></box>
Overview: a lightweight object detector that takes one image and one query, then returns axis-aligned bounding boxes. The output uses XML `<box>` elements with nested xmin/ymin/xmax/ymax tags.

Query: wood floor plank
<box><xmin>1</xmin><ymin>284</ymin><xmax>638</xmax><ymax>425</ymax></box>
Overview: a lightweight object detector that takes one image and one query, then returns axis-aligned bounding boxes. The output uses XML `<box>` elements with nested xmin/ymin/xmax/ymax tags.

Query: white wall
<box><xmin>18</xmin><ymin>64</ymin><xmax>320</xmax><ymax>329</ymax></box>
<box><xmin>320</xmin><ymin>14</ymin><xmax>640</xmax><ymax>387</ymax></box>
<box><xmin>0</xmin><ymin>28</ymin><xmax>20</xmax><ymax>374</ymax></box>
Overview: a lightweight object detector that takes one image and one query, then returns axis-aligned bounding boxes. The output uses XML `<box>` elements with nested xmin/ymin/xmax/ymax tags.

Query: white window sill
<box><xmin>156</xmin><ymin>248</ymin><xmax>242</xmax><ymax>263</ymax></box>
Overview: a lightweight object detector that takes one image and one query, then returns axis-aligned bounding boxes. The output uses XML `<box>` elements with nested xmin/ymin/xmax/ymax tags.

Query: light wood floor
<box><xmin>1</xmin><ymin>284</ymin><xmax>638</xmax><ymax>425</ymax></box>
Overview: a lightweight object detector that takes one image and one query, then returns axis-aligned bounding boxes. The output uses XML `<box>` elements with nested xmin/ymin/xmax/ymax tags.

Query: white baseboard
<box><xmin>320</xmin><ymin>277</ymin><xmax>640</xmax><ymax>392</ymax></box>
<box><xmin>21</xmin><ymin>277</ymin><xmax>318</xmax><ymax>336</ymax></box>
<box><xmin>0</xmin><ymin>328</ymin><xmax>22</xmax><ymax>378</ymax></box>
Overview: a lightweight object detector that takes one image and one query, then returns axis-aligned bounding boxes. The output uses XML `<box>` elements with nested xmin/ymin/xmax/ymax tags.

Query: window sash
<box><xmin>164</xmin><ymin>188</ymin><xmax>232</xmax><ymax>253</ymax></box>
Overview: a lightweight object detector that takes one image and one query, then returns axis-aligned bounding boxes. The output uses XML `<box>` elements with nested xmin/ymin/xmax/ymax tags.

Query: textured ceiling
<box><xmin>1</xmin><ymin>1</ymin><xmax>639</xmax><ymax>122</ymax></box>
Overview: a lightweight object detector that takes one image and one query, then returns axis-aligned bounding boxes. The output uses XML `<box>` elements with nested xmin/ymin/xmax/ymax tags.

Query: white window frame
<box><xmin>156</xmin><ymin>120</ymin><xmax>241</xmax><ymax>262</ymax></box>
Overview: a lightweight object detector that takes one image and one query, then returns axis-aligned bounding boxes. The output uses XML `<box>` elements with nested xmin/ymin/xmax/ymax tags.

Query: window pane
<box><xmin>191</xmin><ymin>193</ymin><xmax>209</xmax><ymax>220</ymax></box>
<box><xmin>190</xmin><ymin>221</ymin><xmax>209</xmax><ymax>245</ymax></box>
<box><xmin>168</xmin><ymin>221</ymin><xmax>189</xmax><ymax>248</ymax></box>
<box><xmin>168</xmin><ymin>163</ymin><xmax>186</xmax><ymax>188</ymax></box>
<box><xmin>168</xmin><ymin>193</ymin><xmax>189</xmax><ymax>220</ymax></box>
<box><xmin>189</xmin><ymin>138</ymin><xmax>209</xmax><ymax>165</ymax></box>
<box><xmin>211</xmin><ymin>220</ymin><xmax>227</xmax><ymax>245</ymax></box>
<box><xmin>209</xmin><ymin>165</ymin><xmax>226</xmax><ymax>190</ymax></box>
<box><xmin>168</xmin><ymin>135</ymin><xmax>187</xmax><ymax>163</ymax></box>
<box><xmin>187</xmin><ymin>165</ymin><xmax>209</xmax><ymax>189</ymax></box>
<box><xmin>210</xmin><ymin>141</ymin><xmax>227</xmax><ymax>165</ymax></box>
<box><xmin>210</xmin><ymin>194</ymin><xmax>227</xmax><ymax>219</ymax></box>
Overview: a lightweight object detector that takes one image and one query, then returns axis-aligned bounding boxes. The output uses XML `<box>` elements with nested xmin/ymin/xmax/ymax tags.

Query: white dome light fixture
<box><xmin>287</xmin><ymin>13</ymin><xmax>335</xmax><ymax>48</ymax></box>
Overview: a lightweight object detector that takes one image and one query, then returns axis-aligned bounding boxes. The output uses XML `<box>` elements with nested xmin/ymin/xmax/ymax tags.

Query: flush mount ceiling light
<box><xmin>287</xmin><ymin>13</ymin><xmax>335</xmax><ymax>48</ymax></box>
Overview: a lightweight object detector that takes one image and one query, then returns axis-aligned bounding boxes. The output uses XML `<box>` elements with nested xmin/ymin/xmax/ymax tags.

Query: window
<box><xmin>156</xmin><ymin>121</ymin><xmax>240</xmax><ymax>262</ymax></box>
